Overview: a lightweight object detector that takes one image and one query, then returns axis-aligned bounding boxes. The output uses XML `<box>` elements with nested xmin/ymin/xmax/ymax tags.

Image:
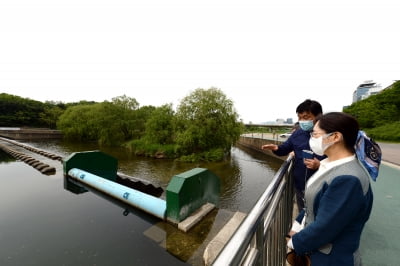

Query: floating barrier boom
<box><xmin>68</xmin><ymin>168</ymin><xmax>166</xmax><ymax>219</ymax></box>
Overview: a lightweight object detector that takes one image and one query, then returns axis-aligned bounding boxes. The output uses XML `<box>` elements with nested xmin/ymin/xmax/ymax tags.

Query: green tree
<box><xmin>144</xmin><ymin>104</ymin><xmax>175</xmax><ymax>144</ymax></box>
<box><xmin>57</xmin><ymin>104</ymin><xmax>98</xmax><ymax>141</ymax></box>
<box><xmin>57</xmin><ymin>97</ymin><xmax>157</xmax><ymax>146</ymax></box>
<box><xmin>39</xmin><ymin>105</ymin><xmax>64</xmax><ymax>129</ymax></box>
<box><xmin>109</xmin><ymin>95</ymin><xmax>140</xmax><ymax>140</ymax></box>
<box><xmin>0</xmin><ymin>93</ymin><xmax>47</xmax><ymax>127</ymax></box>
<box><xmin>111</xmin><ymin>95</ymin><xmax>139</xmax><ymax>110</ymax></box>
<box><xmin>131</xmin><ymin>105</ymin><xmax>156</xmax><ymax>139</ymax></box>
<box><xmin>57</xmin><ymin>102</ymin><xmax>131</xmax><ymax>145</ymax></box>
<box><xmin>174</xmin><ymin>87</ymin><xmax>243</xmax><ymax>154</ymax></box>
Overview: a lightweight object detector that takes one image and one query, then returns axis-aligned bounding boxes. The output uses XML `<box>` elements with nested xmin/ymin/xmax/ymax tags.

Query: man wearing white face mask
<box><xmin>286</xmin><ymin>112</ymin><xmax>373</xmax><ymax>266</ymax></box>
<box><xmin>262</xmin><ymin>99</ymin><xmax>325</xmax><ymax>212</ymax></box>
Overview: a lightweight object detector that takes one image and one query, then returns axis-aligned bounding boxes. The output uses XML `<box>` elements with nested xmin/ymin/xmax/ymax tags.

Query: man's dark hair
<box><xmin>296</xmin><ymin>99</ymin><xmax>323</xmax><ymax>116</ymax></box>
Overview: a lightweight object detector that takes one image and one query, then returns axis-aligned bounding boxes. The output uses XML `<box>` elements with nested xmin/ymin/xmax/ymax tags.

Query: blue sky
<box><xmin>1</xmin><ymin>0</ymin><xmax>398</xmax><ymax>123</ymax></box>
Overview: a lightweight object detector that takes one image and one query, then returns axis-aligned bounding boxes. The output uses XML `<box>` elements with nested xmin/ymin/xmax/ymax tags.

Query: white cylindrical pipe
<box><xmin>68</xmin><ymin>168</ymin><xmax>166</xmax><ymax>219</ymax></box>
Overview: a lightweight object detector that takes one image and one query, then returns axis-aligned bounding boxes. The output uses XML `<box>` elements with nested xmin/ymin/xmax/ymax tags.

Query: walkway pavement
<box><xmin>361</xmin><ymin>162</ymin><xmax>400</xmax><ymax>266</ymax></box>
<box><xmin>377</xmin><ymin>142</ymin><xmax>400</xmax><ymax>166</ymax></box>
<box><xmin>361</xmin><ymin>142</ymin><xmax>399</xmax><ymax>266</ymax></box>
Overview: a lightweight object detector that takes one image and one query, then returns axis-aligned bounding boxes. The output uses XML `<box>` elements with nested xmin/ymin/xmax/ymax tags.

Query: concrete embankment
<box><xmin>237</xmin><ymin>134</ymin><xmax>287</xmax><ymax>161</ymax></box>
<box><xmin>0</xmin><ymin>128</ymin><xmax>62</xmax><ymax>140</ymax></box>
<box><xmin>240</xmin><ymin>134</ymin><xmax>400</xmax><ymax>166</ymax></box>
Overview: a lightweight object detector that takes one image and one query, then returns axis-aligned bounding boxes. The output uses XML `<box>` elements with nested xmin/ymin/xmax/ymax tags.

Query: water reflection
<box><xmin>0</xmin><ymin>139</ymin><xmax>283</xmax><ymax>265</ymax></box>
<box><xmin>63</xmin><ymin>173</ymin><xmax>216</xmax><ymax>264</ymax></box>
<box><xmin>0</xmin><ymin>161</ymin><xmax>189</xmax><ymax>266</ymax></box>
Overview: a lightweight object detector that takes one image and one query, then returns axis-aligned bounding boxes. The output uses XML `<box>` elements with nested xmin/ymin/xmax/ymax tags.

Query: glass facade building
<box><xmin>352</xmin><ymin>81</ymin><xmax>381</xmax><ymax>103</ymax></box>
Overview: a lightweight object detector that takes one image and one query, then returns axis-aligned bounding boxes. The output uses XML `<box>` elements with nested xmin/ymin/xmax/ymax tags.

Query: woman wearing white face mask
<box><xmin>286</xmin><ymin>112</ymin><xmax>373</xmax><ymax>266</ymax></box>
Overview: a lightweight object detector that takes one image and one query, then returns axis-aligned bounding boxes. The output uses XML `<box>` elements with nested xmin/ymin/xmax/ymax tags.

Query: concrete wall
<box><xmin>236</xmin><ymin>136</ymin><xmax>287</xmax><ymax>161</ymax></box>
<box><xmin>0</xmin><ymin>129</ymin><xmax>63</xmax><ymax>140</ymax></box>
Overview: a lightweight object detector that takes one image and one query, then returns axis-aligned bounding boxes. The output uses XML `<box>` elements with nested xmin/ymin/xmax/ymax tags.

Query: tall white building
<box><xmin>352</xmin><ymin>80</ymin><xmax>382</xmax><ymax>103</ymax></box>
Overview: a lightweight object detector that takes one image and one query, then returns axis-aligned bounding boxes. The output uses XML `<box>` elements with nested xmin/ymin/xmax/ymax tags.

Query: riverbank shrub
<box><xmin>177</xmin><ymin>148</ymin><xmax>226</xmax><ymax>162</ymax></box>
<box><xmin>124</xmin><ymin>89</ymin><xmax>243</xmax><ymax>161</ymax></box>
<box><xmin>125</xmin><ymin>139</ymin><xmax>179</xmax><ymax>158</ymax></box>
<box><xmin>125</xmin><ymin>141</ymin><xmax>226</xmax><ymax>161</ymax></box>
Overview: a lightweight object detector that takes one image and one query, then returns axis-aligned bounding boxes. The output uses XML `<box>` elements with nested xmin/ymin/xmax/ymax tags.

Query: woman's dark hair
<box><xmin>296</xmin><ymin>99</ymin><xmax>323</xmax><ymax>116</ymax></box>
<box><xmin>316</xmin><ymin>112</ymin><xmax>359</xmax><ymax>152</ymax></box>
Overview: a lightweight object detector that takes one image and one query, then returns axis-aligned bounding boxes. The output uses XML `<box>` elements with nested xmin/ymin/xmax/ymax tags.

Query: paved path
<box><xmin>377</xmin><ymin>142</ymin><xmax>400</xmax><ymax>166</ymax></box>
<box><xmin>361</xmin><ymin>163</ymin><xmax>400</xmax><ymax>266</ymax></box>
<box><xmin>363</xmin><ymin>143</ymin><xmax>400</xmax><ymax>266</ymax></box>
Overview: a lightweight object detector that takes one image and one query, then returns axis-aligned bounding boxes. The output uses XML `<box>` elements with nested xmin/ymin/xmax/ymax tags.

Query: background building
<box><xmin>352</xmin><ymin>80</ymin><xmax>382</xmax><ymax>103</ymax></box>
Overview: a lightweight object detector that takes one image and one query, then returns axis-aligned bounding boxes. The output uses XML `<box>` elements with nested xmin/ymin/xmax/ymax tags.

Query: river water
<box><xmin>0</xmin><ymin>139</ymin><xmax>283</xmax><ymax>266</ymax></box>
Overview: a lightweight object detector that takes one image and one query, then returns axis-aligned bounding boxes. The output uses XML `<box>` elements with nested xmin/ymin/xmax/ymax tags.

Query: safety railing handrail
<box><xmin>212</xmin><ymin>154</ymin><xmax>294</xmax><ymax>265</ymax></box>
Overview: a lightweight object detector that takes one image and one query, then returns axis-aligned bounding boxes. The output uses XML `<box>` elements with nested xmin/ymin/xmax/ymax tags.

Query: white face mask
<box><xmin>309</xmin><ymin>133</ymin><xmax>334</xmax><ymax>156</ymax></box>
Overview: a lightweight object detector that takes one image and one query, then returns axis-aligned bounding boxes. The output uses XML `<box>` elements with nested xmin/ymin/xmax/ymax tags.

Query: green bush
<box><xmin>177</xmin><ymin>148</ymin><xmax>225</xmax><ymax>162</ymax></box>
<box><xmin>202</xmin><ymin>148</ymin><xmax>225</xmax><ymax>161</ymax></box>
<box><xmin>364</xmin><ymin>122</ymin><xmax>400</xmax><ymax>142</ymax></box>
<box><xmin>124</xmin><ymin>139</ymin><xmax>179</xmax><ymax>158</ymax></box>
<box><xmin>177</xmin><ymin>153</ymin><xmax>199</xmax><ymax>163</ymax></box>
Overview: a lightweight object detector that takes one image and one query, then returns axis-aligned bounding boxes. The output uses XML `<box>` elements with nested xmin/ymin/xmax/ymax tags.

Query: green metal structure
<box><xmin>63</xmin><ymin>151</ymin><xmax>221</xmax><ymax>226</ymax></box>
<box><xmin>166</xmin><ymin>168</ymin><xmax>220</xmax><ymax>223</ymax></box>
<box><xmin>63</xmin><ymin>150</ymin><xmax>118</xmax><ymax>181</ymax></box>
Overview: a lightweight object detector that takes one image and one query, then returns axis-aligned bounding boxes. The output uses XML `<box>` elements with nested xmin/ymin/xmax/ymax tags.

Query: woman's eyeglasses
<box><xmin>310</xmin><ymin>131</ymin><xmax>334</xmax><ymax>138</ymax></box>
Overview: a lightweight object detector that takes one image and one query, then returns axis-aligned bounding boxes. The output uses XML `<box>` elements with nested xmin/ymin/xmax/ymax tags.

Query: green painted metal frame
<box><xmin>63</xmin><ymin>151</ymin><xmax>118</xmax><ymax>181</ymax></box>
<box><xmin>166</xmin><ymin>168</ymin><xmax>220</xmax><ymax>223</ymax></box>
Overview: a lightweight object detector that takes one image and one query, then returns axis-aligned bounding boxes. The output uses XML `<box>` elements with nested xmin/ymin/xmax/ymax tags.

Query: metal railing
<box><xmin>213</xmin><ymin>155</ymin><xmax>295</xmax><ymax>266</ymax></box>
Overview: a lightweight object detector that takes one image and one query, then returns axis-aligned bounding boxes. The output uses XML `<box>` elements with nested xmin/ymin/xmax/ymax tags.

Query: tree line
<box><xmin>0</xmin><ymin>88</ymin><xmax>243</xmax><ymax>161</ymax></box>
<box><xmin>0</xmin><ymin>93</ymin><xmax>97</xmax><ymax>129</ymax></box>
